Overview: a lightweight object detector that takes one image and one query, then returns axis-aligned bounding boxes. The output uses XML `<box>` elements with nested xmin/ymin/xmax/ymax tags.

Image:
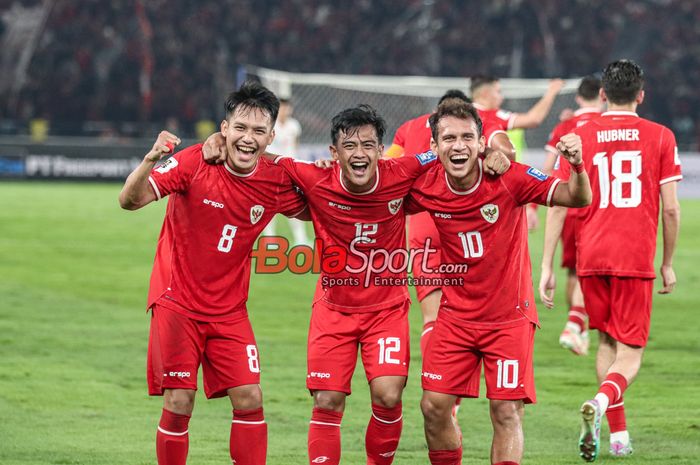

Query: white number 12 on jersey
<box><xmin>593</xmin><ymin>151</ymin><xmax>642</xmax><ymax>208</ymax></box>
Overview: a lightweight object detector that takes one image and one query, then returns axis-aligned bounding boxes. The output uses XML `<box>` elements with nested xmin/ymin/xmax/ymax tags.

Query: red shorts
<box><xmin>147</xmin><ymin>305</ymin><xmax>261</xmax><ymax>398</ymax></box>
<box><xmin>560</xmin><ymin>213</ymin><xmax>577</xmax><ymax>270</ymax></box>
<box><xmin>307</xmin><ymin>300</ymin><xmax>410</xmax><ymax>394</ymax></box>
<box><xmin>579</xmin><ymin>276</ymin><xmax>654</xmax><ymax>347</ymax></box>
<box><xmin>422</xmin><ymin>310</ymin><xmax>537</xmax><ymax>403</ymax></box>
<box><xmin>408</xmin><ymin>211</ymin><xmax>442</xmax><ymax>302</ymax></box>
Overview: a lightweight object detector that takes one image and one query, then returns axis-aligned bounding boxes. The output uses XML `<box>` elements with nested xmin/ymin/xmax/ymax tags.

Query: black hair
<box><xmin>429</xmin><ymin>101</ymin><xmax>483</xmax><ymax>141</ymax></box>
<box><xmin>602</xmin><ymin>60</ymin><xmax>644</xmax><ymax>105</ymax></box>
<box><xmin>578</xmin><ymin>75</ymin><xmax>601</xmax><ymax>100</ymax></box>
<box><xmin>224</xmin><ymin>80</ymin><xmax>279</xmax><ymax>124</ymax></box>
<box><xmin>438</xmin><ymin>89</ymin><xmax>472</xmax><ymax>106</ymax></box>
<box><xmin>330</xmin><ymin>104</ymin><xmax>386</xmax><ymax>145</ymax></box>
<box><xmin>470</xmin><ymin>75</ymin><xmax>499</xmax><ymax>95</ymax></box>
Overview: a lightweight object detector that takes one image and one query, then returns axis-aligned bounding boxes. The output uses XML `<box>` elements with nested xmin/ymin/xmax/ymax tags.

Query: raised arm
<box><xmin>550</xmin><ymin>133</ymin><xmax>592</xmax><ymax>208</ymax></box>
<box><xmin>119</xmin><ymin>131</ymin><xmax>180</xmax><ymax>210</ymax></box>
<box><xmin>659</xmin><ymin>181</ymin><xmax>681</xmax><ymax>294</ymax></box>
<box><xmin>511</xmin><ymin>79</ymin><xmax>565</xmax><ymax>129</ymax></box>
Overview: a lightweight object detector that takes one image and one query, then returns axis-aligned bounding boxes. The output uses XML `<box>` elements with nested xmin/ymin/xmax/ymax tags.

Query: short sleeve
<box><xmin>148</xmin><ymin>144</ymin><xmax>203</xmax><ymax>200</ymax></box>
<box><xmin>273</xmin><ymin>156</ymin><xmax>321</xmax><ymax>192</ymax></box>
<box><xmin>496</xmin><ymin>109</ymin><xmax>516</xmax><ymax>130</ymax></box>
<box><xmin>659</xmin><ymin>127</ymin><xmax>682</xmax><ymax>185</ymax></box>
<box><xmin>277</xmin><ymin>183</ymin><xmax>306</xmax><ymax>217</ymax></box>
<box><xmin>393</xmin><ymin>121</ymin><xmax>408</xmax><ymax>147</ymax></box>
<box><xmin>501</xmin><ymin>162</ymin><xmax>561</xmax><ymax>207</ymax></box>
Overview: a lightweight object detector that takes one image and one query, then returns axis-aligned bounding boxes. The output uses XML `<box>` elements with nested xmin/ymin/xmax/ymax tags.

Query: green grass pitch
<box><xmin>1</xmin><ymin>182</ymin><xmax>699</xmax><ymax>464</ymax></box>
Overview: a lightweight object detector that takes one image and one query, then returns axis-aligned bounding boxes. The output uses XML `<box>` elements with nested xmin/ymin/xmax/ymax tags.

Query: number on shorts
<box><xmin>246</xmin><ymin>344</ymin><xmax>260</xmax><ymax>373</ymax></box>
<box><xmin>496</xmin><ymin>359</ymin><xmax>519</xmax><ymax>389</ymax></box>
<box><xmin>217</xmin><ymin>224</ymin><xmax>238</xmax><ymax>253</ymax></box>
<box><xmin>378</xmin><ymin>337</ymin><xmax>401</xmax><ymax>365</ymax></box>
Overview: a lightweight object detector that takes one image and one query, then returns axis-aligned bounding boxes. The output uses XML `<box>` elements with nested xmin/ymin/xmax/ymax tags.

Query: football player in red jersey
<box><xmin>385</xmin><ymin>90</ymin><xmax>515</xmax><ymax>364</ymax></box>
<box><xmin>540</xmin><ymin>75</ymin><xmax>603</xmax><ymax>356</ymax></box>
<box><xmin>409</xmin><ymin>100</ymin><xmax>591</xmax><ymax>465</ymax></box>
<box><xmin>119</xmin><ymin>82</ymin><xmax>306</xmax><ymax>465</ymax></box>
<box><xmin>540</xmin><ymin>60</ymin><xmax>681</xmax><ymax>462</ymax></box>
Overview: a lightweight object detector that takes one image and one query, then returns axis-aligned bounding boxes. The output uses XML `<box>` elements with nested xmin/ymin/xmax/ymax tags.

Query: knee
<box><xmin>164</xmin><ymin>389</ymin><xmax>195</xmax><ymax>415</ymax></box>
<box><xmin>229</xmin><ymin>384</ymin><xmax>263</xmax><ymax>410</ymax></box>
<box><xmin>371</xmin><ymin>389</ymin><xmax>403</xmax><ymax>409</ymax></box>
<box><xmin>490</xmin><ymin>401</ymin><xmax>523</xmax><ymax>430</ymax></box>
<box><xmin>313</xmin><ymin>391</ymin><xmax>346</xmax><ymax>412</ymax></box>
<box><xmin>420</xmin><ymin>394</ymin><xmax>450</xmax><ymax>425</ymax></box>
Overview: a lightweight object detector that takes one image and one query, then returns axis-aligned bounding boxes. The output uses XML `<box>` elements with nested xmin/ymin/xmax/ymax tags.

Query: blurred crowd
<box><xmin>1</xmin><ymin>0</ymin><xmax>699</xmax><ymax>149</ymax></box>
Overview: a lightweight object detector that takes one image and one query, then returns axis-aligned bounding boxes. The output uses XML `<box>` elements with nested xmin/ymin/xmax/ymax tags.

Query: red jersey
<box><xmin>557</xmin><ymin>111</ymin><xmax>682</xmax><ymax>278</ymax></box>
<box><xmin>147</xmin><ymin>145</ymin><xmax>305</xmax><ymax>321</ymax></box>
<box><xmin>545</xmin><ymin>108</ymin><xmax>601</xmax><ymax>154</ymax></box>
<box><xmin>474</xmin><ymin>103</ymin><xmax>516</xmax><ymax>131</ymax></box>
<box><xmin>407</xmin><ymin>160</ymin><xmax>561</xmax><ymax>328</ymax></box>
<box><xmin>392</xmin><ymin>112</ymin><xmax>505</xmax><ymax>154</ymax></box>
<box><xmin>275</xmin><ymin>153</ymin><xmax>438</xmax><ymax>312</ymax></box>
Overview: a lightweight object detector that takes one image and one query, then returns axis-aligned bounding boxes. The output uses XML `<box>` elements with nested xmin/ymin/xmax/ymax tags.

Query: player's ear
<box><xmin>478</xmin><ymin>134</ymin><xmax>486</xmax><ymax>153</ymax></box>
<box><xmin>329</xmin><ymin>144</ymin><xmax>339</xmax><ymax>161</ymax></box>
<box><xmin>268</xmin><ymin>128</ymin><xmax>276</xmax><ymax>145</ymax></box>
<box><xmin>636</xmin><ymin>90</ymin><xmax>645</xmax><ymax>105</ymax></box>
<box><xmin>430</xmin><ymin>137</ymin><xmax>438</xmax><ymax>154</ymax></box>
<box><xmin>599</xmin><ymin>88</ymin><xmax>608</xmax><ymax>103</ymax></box>
<box><xmin>220</xmin><ymin>119</ymin><xmax>228</xmax><ymax>134</ymax></box>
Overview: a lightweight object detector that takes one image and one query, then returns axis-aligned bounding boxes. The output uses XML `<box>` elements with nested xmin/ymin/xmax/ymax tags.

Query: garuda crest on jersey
<box><xmin>388</xmin><ymin>198</ymin><xmax>403</xmax><ymax>215</ymax></box>
<box><xmin>250</xmin><ymin>205</ymin><xmax>265</xmax><ymax>225</ymax></box>
<box><xmin>480</xmin><ymin>204</ymin><xmax>499</xmax><ymax>224</ymax></box>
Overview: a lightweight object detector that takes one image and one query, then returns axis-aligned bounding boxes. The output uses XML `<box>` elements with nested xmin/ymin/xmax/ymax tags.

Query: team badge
<box><xmin>250</xmin><ymin>205</ymin><xmax>265</xmax><ymax>225</ymax></box>
<box><xmin>480</xmin><ymin>204</ymin><xmax>499</xmax><ymax>224</ymax></box>
<box><xmin>388</xmin><ymin>198</ymin><xmax>403</xmax><ymax>215</ymax></box>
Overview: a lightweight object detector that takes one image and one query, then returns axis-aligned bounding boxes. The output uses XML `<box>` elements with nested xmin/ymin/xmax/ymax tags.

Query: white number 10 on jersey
<box><xmin>593</xmin><ymin>151</ymin><xmax>642</xmax><ymax>208</ymax></box>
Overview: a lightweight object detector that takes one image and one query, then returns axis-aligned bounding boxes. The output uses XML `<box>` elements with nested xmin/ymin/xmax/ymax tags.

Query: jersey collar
<box><xmin>339</xmin><ymin>166</ymin><xmax>380</xmax><ymax>195</ymax></box>
<box><xmin>225</xmin><ymin>160</ymin><xmax>258</xmax><ymax>178</ymax></box>
<box><xmin>574</xmin><ymin>107</ymin><xmax>601</xmax><ymax>116</ymax></box>
<box><xmin>602</xmin><ymin>110</ymin><xmax>638</xmax><ymax>117</ymax></box>
<box><xmin>445</xmin><ymin>159</ymin><xmax>483</xmax><ymax>195</ymax></box>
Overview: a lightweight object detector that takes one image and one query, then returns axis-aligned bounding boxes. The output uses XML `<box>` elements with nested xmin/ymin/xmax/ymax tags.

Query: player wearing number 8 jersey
<box><xmin>408</xmin><ymin>100</ymin><xmax>591</xmax><ymax>465</ymax></box>
<box><xmin>119</xmin><ymin>82</ymin><xmax>305</xmax><ymax>465</ymax></box>
<box><xmin>540</xmin><ymin>60</ymin><xmax>682</xmax><ymax>462</ymax></box>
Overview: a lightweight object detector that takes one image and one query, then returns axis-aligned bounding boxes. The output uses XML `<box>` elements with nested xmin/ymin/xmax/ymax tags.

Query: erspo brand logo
<box><xmin>203</xmin><ymin>199</ymin><xmax>224</xmax><ymax>209</ymax></box>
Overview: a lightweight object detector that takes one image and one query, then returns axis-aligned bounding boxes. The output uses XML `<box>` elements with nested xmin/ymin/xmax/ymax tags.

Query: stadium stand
<box><xmin>1</xmin><ymin>0</ymin><xmax>699</xmax><ymax>149</ymax></box>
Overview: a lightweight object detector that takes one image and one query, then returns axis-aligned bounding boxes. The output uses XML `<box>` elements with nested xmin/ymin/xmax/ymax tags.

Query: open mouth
<box><xmin>350</xmin><ymin>161</ymin><xmax>369</xmax><ymax>176</ymax></box>
<box><xmin>449</xmin><ymin>154</ymin><xmax>469</xmax><ymax>166</ymax></box>
<box><xmin>236</xmin><ymin>145</ymin><xmax>256</xmax><ymax>160</ymax></box>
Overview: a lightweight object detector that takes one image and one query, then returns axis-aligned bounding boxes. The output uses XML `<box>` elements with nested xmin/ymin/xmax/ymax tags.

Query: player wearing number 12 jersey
<box><xmin>540</xmin><ymin>60</ymin><xmax>682</xmax><ymax>462</ymax></box>
<box><xmin>119</xmin><ymin>82</ymin><xmax>305</xmax><ymax>465</ymax></box>
<box><xmin>409</xmin><ymin>100</ymin><xmax>591</xmax><ymax>465</ymax></box>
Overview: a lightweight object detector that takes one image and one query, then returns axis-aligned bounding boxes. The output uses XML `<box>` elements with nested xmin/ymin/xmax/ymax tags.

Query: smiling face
<box><xmin>220</xmin><ymin>105</ymin><xmax>275</xmax><ymax>174</ymax></box>
<box><xmin>330</xmin><ymin>124</ymin><xmax>383</xmax><ymax>192</ymax></box>
<box><xmin>431</xmin><ymin>115</ymin><xmax>485</xmax><ymax>188</ymax></box>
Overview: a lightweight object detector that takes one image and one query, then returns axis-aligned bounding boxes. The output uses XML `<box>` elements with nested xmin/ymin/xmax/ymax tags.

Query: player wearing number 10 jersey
<box><xmin>119</xmin><ymin>82</ymin><xmax>305</xmax><ymax>465</ymax></box>
<box><xmin>542</xmin><ymin>60</ymin><xmax>682</xmax><ymax>462</ymax></box>
<box><xmin>409</xmin><ymin>100</ymin><xmax>591</xmax><ymax>465</ymax></box>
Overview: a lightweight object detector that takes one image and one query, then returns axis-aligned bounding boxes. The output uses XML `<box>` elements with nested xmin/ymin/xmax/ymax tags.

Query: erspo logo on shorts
<box><xmin>308</xmin><ymin>371</ymin><xmax>331</xmax><ymax>379</ymax></box>
<box><xmin>422</xmin><ymin>371</ymin><xmax>443</xmax><ymax>381</ymax></box>
<box><xmin>416</xmin><ymin>150</ymin><xmax>437</xmax><ymax>165</ymax></box>
<box><xmin>165</xmin><ymin>371</ymin><xmax>191</xmax><ymax>378</ymax></box>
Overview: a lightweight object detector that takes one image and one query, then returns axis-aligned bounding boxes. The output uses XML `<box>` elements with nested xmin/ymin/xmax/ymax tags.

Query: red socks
<box><xmin>308</xmin><ymin>408</ymin><xmax>343</xmax><ymax>465</ymax></box>
<box><xmin>598</xmin><ymin>372</ymin><xmax>628</xmax><ymax>410</ymax></box>
<box><xmin>366</xmin><ymin>403</ymin><xmax>403</xmax><ymax>464</ymax></box>
<box><xmin>231</xmin><ymin>408</ymin><xmax>267</xmax><ymax>465</ymax></box>
<box><xmin>421</xmin><ymin>321</ymin><xmax>436</xmax><ymax>357</ymax></box>
<box><xmin>607</xmin><ymin>398</ymin><xmax>627</xmax><ymax>433</ymax></box>
<box><xmin>428</xmin><ymin>447</ymin><xmax>462</xmax><ymax>465</ymax></box>
<box><xmin>156</xmin><ymin>409</ymin><xmax>190</xmax><ymax>465</ymax></box>
<box><xmin>568</xmin><ymin>305</ymin><xmax>587</xmax><ymax>332</ymax></box>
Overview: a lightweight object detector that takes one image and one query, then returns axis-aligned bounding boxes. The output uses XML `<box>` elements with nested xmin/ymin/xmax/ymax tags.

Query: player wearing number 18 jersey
<box><xmin>410</xmin><ymin>100</ymin><xmax>591</xmax><ymax>465</ymax></box>
<box><xmin>550</xmin><ymin>60</ymin><xmax>681</xmax><ymax>462</ymax></box>
<box><xmin>119</xmin><ymin>82</ymin><xmax>305</xmax><ymax>465</ymax></box>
